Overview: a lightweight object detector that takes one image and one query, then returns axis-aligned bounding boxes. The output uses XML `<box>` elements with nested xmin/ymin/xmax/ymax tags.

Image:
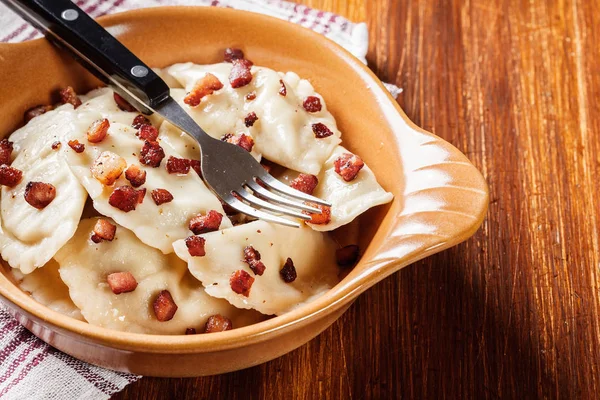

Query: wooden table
<box><xmin>116</xmin><ymin>0</ymin><xmax>600</xmax><ymax>398</ymax></box>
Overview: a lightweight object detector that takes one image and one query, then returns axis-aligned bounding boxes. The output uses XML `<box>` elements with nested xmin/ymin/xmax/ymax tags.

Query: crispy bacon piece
<box><xmin>229</xmin><ymin>59</ymin><xmax>253</xmax><ymax>88</ymax></box>
<box><xmin>279</xmin><ymin>80</ymin><xmax>287</xmax><ymax>96</ymax></box>
<box><xmin>244</xmin><ymin>112</ymin><xmax>259</xmax><ymax>127</ymax></box>
<box><xmin>91</xmin><ymin>219</ymin><xmax>117</xmax><ymax>243</ymax></box>
<box><xmin>245</xmin><ymin>91</ymin><xmax>257</xmax><ymax>101</ymax></box>
<box><xmin>51</xmin><ymin>141</ymin><xmax>61</xmax><ymax>150</ymax></box>
<box><xmin>59</xmin><ymin>86</ymin><xmax>82</xmax><ymax>108</ymax></box>
<box><xmin>224</xmin><ymin>47</ymin><xmax>245</xmax><ymax>63</ymax></box>
<box><xmin>303</xmin><ymin>203</ymin><xmax>331</xmax><ymax>225</ymax></box>
<box><xmin>68</xmin><ymin>140</ymin><xmax>85</xmax><ymax>153</ymax></box>
<box><xmin>336</xmin><ymin>245</ymin><xmax>360</xmax><ymax>267</ymax></box>
<box><xmin>230</xmin><ymin>270</ymin><xmax>254</xmax><ymax>297</ymax></box>
<box><xmin>151</xmin><ymin>188</ymin><xmax>174</xmax><ymax>206</ymax></box>
<box><xmin>189</xmin><ymin>210</ymin><xmax>223</xmax><ymax>234</ymax></box>
<box><xmin>107</xmin><ymin>272</ymin><xmax>137</xmax><ymax>294</ymax></box>
<box><xmin>204</xmin><ymin>315</ymin><xmax>233</xmax><ymax>333</ymax></box>
<box><xmin>222</xmin><ymin>133</ymin><xmax>254</xmax><ymax>152</ymax></box>
<box><xmin>137</xmin><ymin>188</ymin><xmax>146</xmax><ymax>204</ymax></box>
<box><xmin>153</xmin><ymin>290</ymin><xmax>178</xmax><ymax>322</ymax></box>
<box><xmin>189</xmin><ymin>160</ymin><xmax>202</xmax><ymax>177</ymax></box>
<box><xmin>334</xmin><ymin>153</ymin><xmax>365</xmax><ymax>182</ymax></box>
<box><xmin>243</xmin><ymin>246</ymin><xmax>266</xmax><ymax>276</ymax></box>
<box><xmin>124</xmin><ymin>164</ymin><xmax>146</xmax><ymax>187</ymax></box>
<box><xmin>108</xmin><ymin>185</ymin><xmax>143</xmax><ymax>212</ymax></box>
<box><xmin>290</xmin><ymin>174</ymin><xmax>318</xmax><ymax>195</ymax></box>
<box><xmin>114</xmin><ymin>92</ymin><xmax>136</xmax><ymax>112</ymax></box>
<box><xmin>184</xmin><ymin>73</ymin><xmax>224</xmax><ymax>107</ymax></box>
<box><xmin>24</xmin><ymin>182</ymin><xmax>56</xmax><ymax>209</ymax></box>
<box><xmin>0</xmin><ymin>139</ymin><xmax>13</xmax><ymax>166</ymax></box>
<box><xmin>139</xmin><ymin>141</ymin><xmax>165</xmax><ymax>168</ymax></box>
<box><xmin>303</xmin><ymin>96</ymin><xmax>322</xmax><ymax>113</ymax></box>
<box><xmin>312</xmin><ymin>123</ymin><xmax>334</xmax><ymax>139</ymax></box>
<box><xmin>185</xmin><ymin>328</ymin><xmax>197</xmax><ymax>335</ymax></box>
<box><xmin>185</xmin><ymin>235</ymin><xmax>206</xmax><ymax>257</ymax></box>
<box><xmin>0</xmin><ymin>165</ymin><xmax>22</xmax><ymax>187</ymax></box>
<box><xmin>138</xmin><ymin>125</ymin><xmax>159</xmax><ymax>141</ymax></box>
<box><xmin>91</xmin><ymin>151</ymin><xmax>127</xmax><ymax>186</ymax></box>
<box><xmin>87</xmin><ymin>118</ymin><xmax>110</xmax><ymax>143</ymax></box>
<box><xmin>24</xmin><ymin>105</ymin><xmax>53</xmax><ymax>123</ymax></box>
<box><xmin>132</xmin><ymin>114</ymin><xmax>151</xmax><ymax>129</ymax></box>
<box><xmin>166</xmin><ymin>156</ymin><xmax>191</xmax><ymax>175</ymax></box>
<box><xmin>280</xmin><ymin>257</ymin><xmax>297</xmax><ymax>283</ymax></box>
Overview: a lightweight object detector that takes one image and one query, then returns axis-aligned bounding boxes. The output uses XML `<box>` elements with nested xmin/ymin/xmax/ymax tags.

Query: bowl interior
<box><xmin>0</xmin><ymin>7</ymin><xmax>488</xmax><ymax>351</ymax></box>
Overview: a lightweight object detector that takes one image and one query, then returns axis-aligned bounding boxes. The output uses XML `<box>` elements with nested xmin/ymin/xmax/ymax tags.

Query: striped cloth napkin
<box><xmin>0</xmin><ymin>1</ymin><xmax>400</xmax><ymax>399</ymax></box>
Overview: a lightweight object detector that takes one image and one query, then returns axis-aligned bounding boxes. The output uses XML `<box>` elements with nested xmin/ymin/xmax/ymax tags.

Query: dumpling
<box><xmin>63</xmin><ymin>117</ymin><xmax>232</xmax><ymax>254</ymax></box>
<box><xmin>0</xmin><ymin>105</ymin><xmax>87</xmax><ymax>273</ymax></box>
<box><xmin>167</xmin><ymin>62</ymin><xmax>341</xmax><ymax>175</ymax></box>
<box><xmin>173</xmin><ymin>220</ymin><xmax>340</xmax><ymax>315</ymax></box>
<box><xmin>55</xmin><ymin>218</ymin><xmax>264</xmax><ymax>334</ymax></box>
<box><xmin>10</xmin><ymin>260</ymin><xmax>84</xmax><ymax>321</ymax></box>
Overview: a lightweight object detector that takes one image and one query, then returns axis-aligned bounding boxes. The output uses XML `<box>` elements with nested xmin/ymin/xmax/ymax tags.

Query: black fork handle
<box><xmin>1</xmin><ymin>0</ymin><xmax>170</xmax><ymax>113</ymax></box>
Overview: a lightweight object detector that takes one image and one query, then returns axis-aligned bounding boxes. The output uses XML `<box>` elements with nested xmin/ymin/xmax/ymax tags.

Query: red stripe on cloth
<box><xmin>0</xmin><ymin>347</ymin><xmax>51</xmax><ymax>398</ymax></box>
<box><xmin>0</xmin><ymin>318</ymin><xmax>20</xmax><ymax>337</ymax></box>
<box><xmin>0</xmin><ymin>23</ymin><xmax>28</xmax><ymax>43</ymax></box>
<box><xmin>0</xmin><ymin>339</ymin><xmax>46</xmax><ymax>385</ymax></box>
<box><xmin>0</xmin><ymin>328</ymin><xmax>37</xmax><ymax>365</ymax></box>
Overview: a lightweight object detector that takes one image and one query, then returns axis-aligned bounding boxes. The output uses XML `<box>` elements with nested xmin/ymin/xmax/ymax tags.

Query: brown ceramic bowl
<box><xmin>0</xmin><ymin>7</ymin><xmax>488</xmax><ymax>377</ymax></box>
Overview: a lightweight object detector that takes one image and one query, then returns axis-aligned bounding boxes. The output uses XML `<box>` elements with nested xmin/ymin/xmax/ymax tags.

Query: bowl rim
<box><xmin>0</xmin><ymin>5</ymin><xmax>489</xmax><ymax>354</ymax></box>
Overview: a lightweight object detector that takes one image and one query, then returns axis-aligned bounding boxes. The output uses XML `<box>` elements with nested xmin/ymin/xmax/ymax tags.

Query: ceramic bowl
<box><xmin>0</xmin><ymin>7</ymin><xmax>488</xmax><ymax>377</ymax></box>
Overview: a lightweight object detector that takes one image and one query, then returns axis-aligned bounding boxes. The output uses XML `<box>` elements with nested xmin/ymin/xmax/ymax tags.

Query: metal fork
<box><xmin>4</xmin><ymin>0</ymin><xmax>331</xmax><ymax>228</ymax></box>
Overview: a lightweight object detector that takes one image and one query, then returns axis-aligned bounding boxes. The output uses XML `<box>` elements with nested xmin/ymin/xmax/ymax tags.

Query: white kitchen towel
<box><xmin>0</xmin><ymin>1</ymin><xmax>400</xmax><ymax>399</ymax></box>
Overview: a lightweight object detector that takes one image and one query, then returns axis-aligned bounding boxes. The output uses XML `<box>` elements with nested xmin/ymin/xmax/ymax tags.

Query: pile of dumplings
<box><xmin>1</xmin><ymin>52</ymin><xmax>393</xmax><ymax>335</ymax></box>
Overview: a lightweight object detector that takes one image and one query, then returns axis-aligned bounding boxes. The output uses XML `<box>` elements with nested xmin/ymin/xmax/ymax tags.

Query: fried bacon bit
<box><xmin>139</xmin><ymin>140</ymin><xmax>165</xmax><ymax>168</ymax></box>
<box><xmin>184</xmin><ymin>73</ymin><xmax>224</xmax><ymax>107</ymax></box>
<box><xmin>59</xmin><ymin>86</ymin><xmax>82</xmax><ymax>108</ymax></box>
<box><xmin>334</xmin><ymin>153</ymin><xmax>365</xmax><ymax>182</ymax></box>
<box><xmin>230</xmin><ymin>270</ymin><xmax>254</xmax><ymax>297</ymax></box>
<box><xmin>303</xmin><ymin>203</ymin><xmax>331</xmax><ymax>225</ymax></box>
<box><xmin>107</xmin><ymin>272</ymin><xmax>137</xmax><ymax>294</ymax></box>
<box><xmin>229</xmin><ymin>59</ymin><xmax>253</xmax><ymax>88</ymax></box>
<box><xmin>108</xmin><ymin>185</ymin><xmax>143</xmax><ymax>212</ymax></box>
<box><xmin>153</xmin><ymin>290</ymin><xmax>178</xmax><ymax>322</ymax></box>
<box><xmin>91</xmin><ymin>151</ymin><xmax>127</xmax><ymax>186</ymax></box>
<box><xmin>0</xmin><ymin>165</ymin><xmax>22</xmax><ymax>187</ymax></box>
<box><xmin>113</xmin><ymin>92</ymin><xmax>136</xmax><ymax>112</ymax></box>
<box><xmin>204</xmin><ymin>314</ymin><xmax>233</xmax><ymax>333</ymax></box>
<box><xmin>220</xmin><ymin>199</ymin><xmax>238</xmax><ymax>216</ymax></box>
<box><xmin>137</xmin><ymin>188</ymin><xmax>146</xmax><ymax>204</ymax></box>
<box><xmin>0</xmin><ymin>139</ymin><xmax>13</xmax><ymax>165</ymax></box>
<box><xmin>68</xmin><ymin>139</ymin><xmax>85</xmax><ymax>153</ymax></box>
<box><xmin>245</xmin><ymin>91</ymin><xmax>257</xmax><ymax>101</ymax></box>
<box><xmin>189</xmin><ymin>210</ymin><xmax>223</xmax><ymax>235</ymax></box>
<box><xmin>166</xmin><ymin>156</ymin><xmax>191</xmax><ymax>175</ymax></box>
<box><xmin>151</xmin><ymin>188</ymin><xmax>174</xmax><ymax>205</ymax></box>
<box><xmin>222</xmin><ymin>133</ymin><xmax>254</xmax><ymax>152</ymax></box>
<box><xmin>280</xmin><ymin>258</ymin><xmax>297</xmax><ymax>283</ymax></box>
<box><xmin>279</xmin><ymin>80</ymin><xmax>287</xmax><ymax>96</ymax></box>
<box><xmin>185</xmin><ymin>236</ymin><xmax>206</xmax><ymax>257</ymax></box>
<box><xmin>312</xmin><ymin>123</ymin><xmax>334</xmax><ymax>139</ymax></box>
<box><xmin>24</xmin><ymin>105</ymin><xmax>53</xmax><ymax>123</ymax></box>
<box><xmin>86</xmin><ymin>118</ymin><xmax>110</xmax><ymax>143</ymax></box>
<box><xmin>137</xmin><ymin>124</ymin><xmax>159</xmax><ymax>141</ymax></box>
<box><xmin>244</xmin><ymin>112</ymin><xmax>259</xmax><ymax>127</ymax></box>
<box><xmin>185</xmin><ymin>328</ymin><xmax>197</xmax><ymax>335</ymax></box>
<box><xmin>132</xmin><ymin>114</ymin><xmax>151</xmax><ymax>129</ymax></box>
<box><xmin>51</xmin><ymin>141</ymin><xmax>61</xmax><ymax>150</ymax></box>
<box><xmin>336</xmin><ymin>245</ymin><xmax>360</xmax><ymax>267</ymax></box>
<box><xmin>303</xmin><ymin>96</ymin><xmax>322</xmax><ymax>113</ymax></box>
<box><xmin>290</xmin><ymin>174</ymin><xmax>318</xmax><ymax>195</ymax></box>
<box><xmin>124</xmin><ymin>164</ymin><xmax>146</xmax><ymax>187</ymax></box>
<box><xmin>190</xmin><ymin>160</ymin><xmax>202</xmax><ymax>177</ymax></box>
<box><xmin>243</xmin><ymin>246</ymin><xmax>266</xmax><ymax>276</ymax></box>
<box><xmin>91</xmin><ymin>219</ymin><xmax>117</xmax><ymax>243</ymax></box>
<box><xmin>24</xmin><ymin>182</ymin><xmax>56</xmax><ymax>209</ymax></box>
<box><xmin>224</xmin><ymin>47</ymin><xmax>245</xmax><ymax>63</ymax></box>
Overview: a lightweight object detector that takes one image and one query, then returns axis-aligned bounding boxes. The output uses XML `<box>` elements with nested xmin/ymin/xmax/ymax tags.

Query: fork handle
<box><xmin>1</xmin><ymin>0</ymin><xmax>170</xmax><ymax>111</ymax></box>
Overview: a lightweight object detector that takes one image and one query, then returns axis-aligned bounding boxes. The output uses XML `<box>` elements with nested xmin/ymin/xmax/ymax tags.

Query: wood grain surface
<box><xmin>115</xmin><ymin>0</ymin><xmax>600</xmax><ymax>398</ymax></box>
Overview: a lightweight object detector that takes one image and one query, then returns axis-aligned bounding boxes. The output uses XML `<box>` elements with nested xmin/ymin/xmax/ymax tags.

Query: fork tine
<box><xmin>236</xmin><ymin>187</ymin><xmax>312</xmax><ymax>221</ymax></box>
<box><xmin>225</xmin><ymin>196</ymin><xmax>301</xmax><ymax>228</ymax></box>
<box><xmin>246</xmin><ymin>181</ymin><xmax>323</xmax><ymax>214</ymax></box>
<box><xmin>256</xmin><ymin>174</ymin><xmax>332</xmax><ymax>207</ymax></box>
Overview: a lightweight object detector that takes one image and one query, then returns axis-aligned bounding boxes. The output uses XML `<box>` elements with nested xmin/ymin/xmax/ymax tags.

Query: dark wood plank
<box><xmin>115</xmin><ymin>0</ymin><xmax>600</xmax><ymax>398</ymax></box>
